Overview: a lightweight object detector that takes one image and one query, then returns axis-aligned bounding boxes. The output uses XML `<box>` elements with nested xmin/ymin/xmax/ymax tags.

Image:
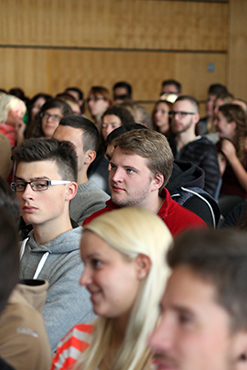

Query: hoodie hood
<box><xmin>167</xmin><ymin>160</ymin><xmax>205</xmax><ymax>193</ymax></box>
<box><xmin>26</xmin><ymin>226</ymin><xmax>82</xmax><ymax>254</ymax></box>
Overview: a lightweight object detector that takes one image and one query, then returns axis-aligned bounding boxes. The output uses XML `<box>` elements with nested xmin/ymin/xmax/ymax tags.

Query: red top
<box><xmin>83</xmin><ymin>188</ymin><xmax>206</xmax><ymax>236</ymax></box>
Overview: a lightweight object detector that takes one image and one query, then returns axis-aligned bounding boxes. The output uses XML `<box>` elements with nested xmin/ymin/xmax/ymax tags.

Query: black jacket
<box><xmin>169</xmin><ymin>136</ymin><xmax>221</xmax><ymax>197</ymax></box>
<box><xmin>167</xmin><ymin>160</ymin><xmax>221</xmax><ymax>227</ymax></box>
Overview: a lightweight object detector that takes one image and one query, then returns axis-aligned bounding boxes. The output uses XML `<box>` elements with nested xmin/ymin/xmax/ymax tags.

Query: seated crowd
<box><xmin>0</xmin><ymin>80</ymin><xmax>246</xmax><ymax>370</ymax></box>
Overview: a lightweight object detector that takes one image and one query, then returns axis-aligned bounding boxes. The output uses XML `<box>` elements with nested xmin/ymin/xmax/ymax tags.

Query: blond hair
<box><xmin>0</xmin><ymin>94</ymin><xmax>26</xmax><ymax>123</ymax></box>
<box><xmin>75</xmin><ymin>207</ymin><xmax>172</xmax><ymax>370</ymax></box>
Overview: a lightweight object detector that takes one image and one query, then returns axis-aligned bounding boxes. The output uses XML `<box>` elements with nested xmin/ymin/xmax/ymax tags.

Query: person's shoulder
<box><xmin>51</xmin><ymin>323</ymin><xmax>93</xmax><ymax>370</ymax></box>
<box><xmin>83</xmin><ymin>200</ymin><xmax>113</xmax><ymax>226</ymax></box>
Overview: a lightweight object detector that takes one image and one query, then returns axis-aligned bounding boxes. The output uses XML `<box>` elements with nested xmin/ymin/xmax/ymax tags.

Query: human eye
<box><xmin>91</xmin><ymin>258</ymin><xmax>102</xmax><ymax>269</ymax></box>
<box><xmin>54</xmin><ymin>115</ymin><xmax>61</xmax><ymax>121</ymax></box>
<box><xmin>33</xmin><ymin>180</ymin><xmax>48</xmax><ymax>190</ymax></box>
<box><xmin>15</xmin><ymin>182</ymin><xmax>26</xmax><ymax>191</ymax></box>
<box><xmin>177</xmin><ymin>311</ymin><xmax>194</xmax><ymax>327</ymax></box>
<box><xmin>126</xmin><ymin>168</ymin><xmax>135</xmax><ymax>174</ymax></box>
<box><xmin>180</xmin><ymin>112</ymin><xmax>187</xmax><ymax>118</ymax></box>
<box><xmin>110</xmin><ymin>163</ymin><xmax>116</xmax><ymax>170</ymax></box>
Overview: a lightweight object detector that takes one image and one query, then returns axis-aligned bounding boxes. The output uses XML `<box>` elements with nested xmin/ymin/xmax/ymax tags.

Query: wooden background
<box><xmin>0</xmin><ymin>0</ymin><xmax>245</xmax><ymax>116</ymax></box>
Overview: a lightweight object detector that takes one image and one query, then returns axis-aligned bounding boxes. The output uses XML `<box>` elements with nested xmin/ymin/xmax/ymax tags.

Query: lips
<box><xmin>22</xmin><ymin>205</ymin><xmax>38</xmax><ymax>213</ymax></box>
<box><xmin>88</xmin><ymin>289</ymin><xmax>101</xmax><ymax>303</ymax></box>
<box><xmin>112</xmin><ymin>185</ymin><xmax>125</xmax><ymax>192</ymax></box>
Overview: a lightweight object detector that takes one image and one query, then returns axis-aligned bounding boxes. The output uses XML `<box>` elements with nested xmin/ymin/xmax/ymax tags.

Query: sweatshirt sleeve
<box><xmin>42</xmin><ymin>252</ymin><xmax>96</xmax><ymax>352</ymax></box>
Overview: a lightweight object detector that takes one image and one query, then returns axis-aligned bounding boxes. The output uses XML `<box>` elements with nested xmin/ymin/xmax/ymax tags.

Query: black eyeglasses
<box><xmin>169</xmin><ymin>111</ymin><xmax>196</xmax><ymax>119</ymax></box>
<box><xmin>86</xmin><ymin>97</ymin><xmax>105</xmax><ymax>103</ymax></box>
<box><xmin>10</xmin><ymin>179</ymin><xmax>70</xmax><ymax>192</ymax></box>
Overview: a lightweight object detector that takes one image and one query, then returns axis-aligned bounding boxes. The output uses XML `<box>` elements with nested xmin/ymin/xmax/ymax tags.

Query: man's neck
<box><xmin>77</xmin><ymin>168</ymin><xmax>89</xmax><ymax>185</ymax></box>
<box><xmin>33</xmin><ymin>216</ymin><xmax>73</xmax><ymax>245</ymax></box>
<box><xmin>144</xmin><ymin>194</ymin><xmax>164</xmax><ymax>214</ymax></box>
<box><xmin>176</xmin><ymin>131</ymin><xmax>197</xmax><ymax>152</ymax></box>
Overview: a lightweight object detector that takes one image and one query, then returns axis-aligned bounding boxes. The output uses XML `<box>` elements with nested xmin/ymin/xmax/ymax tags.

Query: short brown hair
<box><xmin>113</xmin><ymin>129</ymin><xmax>173</xmax><ymax>191</ymax></box>
<box><xmin>168</xmin><ymin>228</ymin><xmax>247</xmax><ymax>333</ymax></box>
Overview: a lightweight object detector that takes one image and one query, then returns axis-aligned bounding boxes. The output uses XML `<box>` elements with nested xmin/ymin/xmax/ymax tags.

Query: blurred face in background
<box><xmin>153</xmin><ymin>102</ymin><xmax>170</xmax><ymax>134</ymax></box>
<box><xmin>41</xmin><ymin>108</ymin><xmax>63</xmax><ymax>138</ymax></box>
<box><xmin>102</xmin><ymin>114</ymin><xmax>122</xmax><ymax>141</ymax></box>
<box><xmin>31</xmin><ymin>97</ymin><xmax>46</xmax><ymax>121</ymax></box>
<box><xmin>7</xmin><ymin>101</ymin><xmax>25</xmax><ymax>126</ymax></box>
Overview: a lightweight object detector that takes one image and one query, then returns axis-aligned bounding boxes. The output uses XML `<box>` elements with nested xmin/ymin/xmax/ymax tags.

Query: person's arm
<box><xmin>221</xmin><ymin>139</ymin><xmax>247</xmax><ymax>192</ymax></box>
<box><xmin>15</xmin><ymin>120</ymin><xmax>26</xmax><ymax>145</ymax></box>
<box><xmin>42</xmin><ymin>254</ymin><xmax>95</xmax><ymax>352</ymax></box>
<box><xmin>199</xmin><ymin>145</ymin><xmax>221</xmax><ymax>197</ymax></box>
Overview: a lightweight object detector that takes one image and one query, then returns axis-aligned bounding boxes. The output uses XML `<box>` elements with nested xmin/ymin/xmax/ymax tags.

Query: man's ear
<box><xmin>135</xmin><ymin>254</ymin><xmax>151</xmax><ymax>281</ymax></box>
<box><xmin>84</xmin><ymin>150</ymin><xmax>96</xmax><ymax>165</ymax></box>
<box><xmin>194</xmin><ymin>112</ymin><xmax>200</xmax><ymax>124</ymax></box>
<box><xmin>152</xmin><ymin>173</ymin><xmax>164</xmax><ymax>192</ymax></box>
<box><xmin>65</xmin><ymin>182</ymin><xmax>78</xmax><ymax>201</ymax></box>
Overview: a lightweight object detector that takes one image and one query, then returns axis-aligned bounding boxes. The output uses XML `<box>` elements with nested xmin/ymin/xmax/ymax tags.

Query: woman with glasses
<box><xmin>52</xmin><ymin>207</ymin><xmax>172</xmax><ymax>370</ymax></box>
<box><xmin>151</xmin><ymin>100</ymin><xmax>172</xmax><ymax>136</ymax></box>
<box><xmin>26</xmin><ymin>98</ymin><xmax>72</xmax><ymax>139</ymax></box>
<box><xmin>86</xmin><ymin>86</ymin><xmax>112</xmax><ymax>130</ymax></box>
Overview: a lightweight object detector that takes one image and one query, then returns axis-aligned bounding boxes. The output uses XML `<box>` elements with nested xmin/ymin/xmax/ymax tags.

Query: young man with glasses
<box><xmin>169</xmin><ymin>95</ymin><xmax>220</xmax><ymax>197</ymax></box>
<box><xmin>11</xmin><ymin>138</ymin><xmax>94</xmax><ymax>352</ymax></box>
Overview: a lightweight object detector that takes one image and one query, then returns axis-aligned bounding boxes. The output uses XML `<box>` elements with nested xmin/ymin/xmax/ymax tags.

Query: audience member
<box><xmin>52</xmin><ymin>207</ymin><xmax>172</xmax><ymax>370</ymax></box>
<box><xmin>149</xmin><ymin>228</ymin><xmax>247</xmax><ymax>370</ymax></box>
<box><xmin>88</xmin><ymin>105</ymin><xmax>134</xmax><ymax>194</ymax></box>
<box><xmin>11</xmin><ymin>138</ymin><xmax>94</xmax><ymax>352</ymax></box>
<box><xmin>0</xmin><ymin>177</ymin><xmax>52</xmax><ymax>370</ymax></box>
<box><xmin>0</xmin><ymin>206</ymin><xmax>19</xmax><ymax>370</ymax></box>
<box><xmin>215</xmin><ymin>103</ymin><xmax>247</xmax><ymax>217</ymax></box>
<box><xmin>197</xmin><ymin>83</ymin><xmax>228</xmax><ymax>135</ymax></box>
<box><xmin>169</xmin><ymin>95</ymin><xmax>220</xmax><ymax>197</ymax></box>
<box><xmin>0</xmin><ymin>94</ymin><xmax>26</xmax><ymax>147</ymax></box>
<box><xmin>27</xmin><ymin>93</ymin><xmax>52</xmax><ymax>128</ymax></box>
<box><xmin>105</xmin><ymin>125</ymin><xmax>220</xmax><ymax>227</ymax></box>
<box><xmin>26</xmin><ymin>98</ymin><xmax>72</xmax><ymax>139</ymax></box>
<box><xmin>65</xmin><ymin>87</ymin><xmax>84</xmax><ymax>113</ymax></box>
<box><xmin>86</xmin><ymin>86</ymin><xmax>112</xmax><ymax>129</ymax></box>
<box><xmin>55</xmin><ymin>93</ymin><xmax>81</xmax><ymax>115</ymax></box>
<box><xmin>112</xmin><ymin>81</ymin><xmax>132</xmax><ymax>103</ymax></box>
<box><xmin>84</xmin><ymin>129</ymin><xmax>206</xmax><ymax>235</ymax></box>
<box><xmin>53</xmin><ymin>115</ymin><xmax>110</xmax><ymax>224</ymax></box>
<box><xmin>161</xmin><ymin>79</ymin><xmax>182</xmax><ymax>95</ymax></box>
<box><xmin>152</xmin><ymin>99</ymin><xmax>172</xmax><ymax>136</ymax></box>
<box><xmin>134</xmin><ymin>104</ymin><xmax>152</xmax><ymax>129</ymax></box>
<box><xmin>0</xmin><ymin>133</ymin><xmax>12</xmax><ymax>180</ymax></box>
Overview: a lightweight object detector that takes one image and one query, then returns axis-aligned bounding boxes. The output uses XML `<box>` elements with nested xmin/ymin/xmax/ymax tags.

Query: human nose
<box><xmin>111</xmin><ymin>167</ymin><xmax>122</xmax><ymax>183</ymax></box>
<box><xmin>22</xmin><ymin>183</ymin><xmax>34</xmax><ymax>200</ymax></box>
<box><xmin>148</xmin><ymin>315</ymin><xmax>175</xmax><ymax>353</ymax></box>
<box><xmin>79</xmin><ymin>266</ymin><xmax>92</xmax><ymax>287</ymax></box>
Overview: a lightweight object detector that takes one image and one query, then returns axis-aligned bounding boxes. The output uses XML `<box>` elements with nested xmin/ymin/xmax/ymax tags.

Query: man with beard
<box><xmin>83</xmin><ymin>129</ymin><xmax>206</xmax><ymax>236</ymax></box>
<box><xmin>169</xmin><ymin>95</ymin><xmax>220</xmax><ymax>197</ymax></box>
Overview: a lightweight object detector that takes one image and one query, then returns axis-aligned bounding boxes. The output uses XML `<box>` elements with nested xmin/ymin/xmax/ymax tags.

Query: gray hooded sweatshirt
<box><xmin>20</xmin><ymin>227</ymin><xmax>95</xmax><ymax>352</ymax></box>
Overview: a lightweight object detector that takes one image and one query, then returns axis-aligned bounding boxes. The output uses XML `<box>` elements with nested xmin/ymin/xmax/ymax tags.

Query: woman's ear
<box><xmin>135</xmin><ymin>254</ymin><xmax>152</xmax><ymax>281</ymax></box>
<box><xmin>65</xmin><ymin>181</ymin><xmax>78</xmax><ymax>201</ymax></box>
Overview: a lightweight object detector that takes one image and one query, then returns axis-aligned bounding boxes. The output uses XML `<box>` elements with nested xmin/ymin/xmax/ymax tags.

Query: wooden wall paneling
<box><xmin>1</xmin><ymin>0</ymin><xmax>228</xmax><ymax>51</ymax></box>
<box><xmin>0</xmin><ymin>47</ymin><xmax>227</xmax><ymax>109</ymax></box>
<box><xmin>227</xmin><ymin>0</ymin><xmax>247</xmax><ymax>101</ymax></box>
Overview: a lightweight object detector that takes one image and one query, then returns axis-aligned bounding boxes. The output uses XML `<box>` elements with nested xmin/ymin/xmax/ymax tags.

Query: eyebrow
<box><xmin>160</xmin><ymin>302</ymin><xmax>195</xmax><ymax>317</ymax></box>
<box><xmin>14</xmin><ymin>176</ymin><xmax>50</xmax><ymax>182</ymax></box>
